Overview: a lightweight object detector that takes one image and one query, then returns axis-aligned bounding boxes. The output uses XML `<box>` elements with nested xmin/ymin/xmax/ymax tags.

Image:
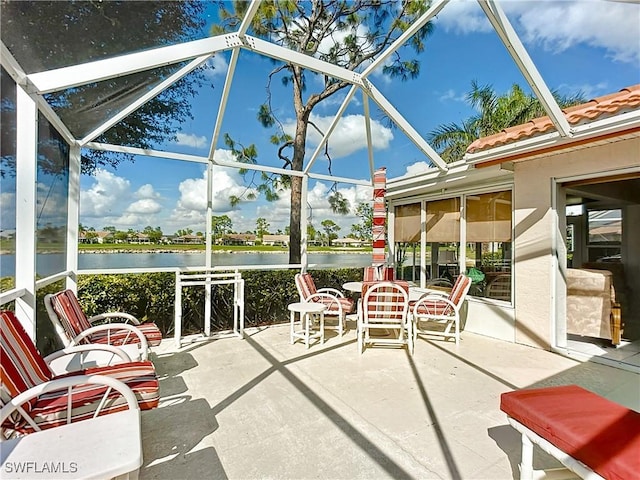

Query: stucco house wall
<box><xmin>512</xmin><ymin>137</ymin><xmax>640</xmax><ymax>348</ymax></box>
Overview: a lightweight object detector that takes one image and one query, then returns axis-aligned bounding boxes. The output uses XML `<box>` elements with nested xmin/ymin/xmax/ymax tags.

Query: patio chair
<box><xmin>358</xmin><ymin>281</ymin><xmax>412</xmax><ymax>354</ymax></box>
<box><xmin>485</xmin><ymin>273</ymin><xmax>511</xmax><ymax>302</ymax></box>
<box><xmin>363</xmin><ymin>265</ymin><xmax>395</xmax><ymax>281</ymax></box>
<box><xmin>295</xmin><ymin>273</ymin><xmax>355</xmax><ymax>336</ymax></box>
<box><xmin>0</xmin><ymin>310</ymin><xmax>159</xmax><ymax>436</ymax></box>
<box><xmin>44</xmin><ymin>289</ymin><xmax>162</xmax><ymax>361</ymax></box>
<box><xmin>412</xmin><ymin>273</ymin><xmax>471</xmax><ymax>346</ymax></box>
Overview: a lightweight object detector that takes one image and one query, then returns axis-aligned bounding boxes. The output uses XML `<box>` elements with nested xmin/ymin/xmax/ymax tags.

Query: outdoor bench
<box><xmin>500</xmin><ymin>384</ymin><xmax>640</xmax><ymax>480</ymax></box>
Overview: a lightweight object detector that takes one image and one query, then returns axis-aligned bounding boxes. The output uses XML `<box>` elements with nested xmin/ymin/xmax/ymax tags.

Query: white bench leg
<box><xmin>520</xmin><ymin>432</ymin><xmax>534</xmax><ymax>480</ymax></box>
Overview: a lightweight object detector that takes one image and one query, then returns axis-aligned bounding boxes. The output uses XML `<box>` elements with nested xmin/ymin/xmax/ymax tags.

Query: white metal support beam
<box><xmin>14</xmin><ymin>86</ymin><xmax>38</xmax><ymax>338</ymax></box>
<box><xmin>479</xmin><ymin>0</ymin><xmax>572</xmax><ymax>137</ymax></box>
<box><xmin>238</xmin><ymin>0</ymin><xmax>261</xmax><ymax>37</ymax></box>
<box><xmin>208</xmin><ymin>47</ymin><xmax>241</xmax><ymax>162</ymax></box>
<box><xmin>363</xmin><ymin>80</ymin><xmax>449</xmax><ymax>171</ymax></box>
<box><xmin>362</xmin><ymin>92</ymin><xmax>376</xmax><ymax>182</ymax></box>
<box><xmin>28</xmin><ymin>35</ymin><xmax>239</xmax><ymax>93</ymax></box>
<box><xmin>242</xmin><ymin>35</ymin><xmax>363</xmax><ymax>85</ymax></box>
<box><xmin>1</xmin><ymin>43</ymin><xmax>76</xmax><ymax>145</ymax></box>
<box><xmin>80</xmin><ymin>54</ymin><xmax>212</xmax><ymax>145</ymax></box>
<box><xmin>304</xmin><ymin>84</ymin><xmax>359</xmax><ymax>174</ymax></box>
<box><xmin>361</xmin><ymin>0</ymin><xmax>450</xmax><ymax>79</ymax></box>
<box><xmin>66</xmin><ymin>145</ymin><xmax>81</xmax><ymax>292</ymax></box>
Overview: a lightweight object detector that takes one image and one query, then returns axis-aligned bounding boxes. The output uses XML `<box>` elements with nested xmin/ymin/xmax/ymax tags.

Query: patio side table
<box><xmin>288</xmin><ymin>302</ymin><xmax>326</xmax><ymax>348</ymax></box>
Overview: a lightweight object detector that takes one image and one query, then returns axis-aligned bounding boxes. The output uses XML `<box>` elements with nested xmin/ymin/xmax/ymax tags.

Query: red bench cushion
<box><xmin>501</xmin><ymin>385</ymin><xmax>640</xmax><ymax>480</ymax></box>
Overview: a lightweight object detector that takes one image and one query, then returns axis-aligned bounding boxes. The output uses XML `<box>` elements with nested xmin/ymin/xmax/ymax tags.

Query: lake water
<box><xmin>1</xmin><ymin>251</ymin><xmax>374</xmax><ymax>277</ymax></box>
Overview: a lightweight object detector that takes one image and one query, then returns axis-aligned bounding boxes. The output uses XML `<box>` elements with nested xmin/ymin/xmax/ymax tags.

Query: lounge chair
<box><xmin>295</xmin><ymin>273</ymin><xmax>354</xmax><ymax>337</ymax></box>
<box><xmin>412</xmin><ymin>273</ymin><xmax>471</xmax><ymax>345</ymax></box>
<box><xmin>0</xmin><ymin>310</ymin><xmax>159</xmax><ymax>436</ymax></box>
<box><xmin>44</xmin><ymin>289</ymin><xmax>162</xmax><ymax>361</ymax></box>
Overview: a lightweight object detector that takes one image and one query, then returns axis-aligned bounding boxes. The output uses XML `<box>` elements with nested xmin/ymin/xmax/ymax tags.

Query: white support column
<box><xmin>420</xmin><ymin>200</ymin><xmax>427</xmax><ymax>288</ymax></box>
<box><xmin>66</xmin><ymin>144</ymin><xmax>81</xmax><ymax>291</ymax></box>
<box><xmin>14</xmin><ymin>86</ymin><xmax>38</xmax><ymax>338</ymax></box>
<box><xmin>387</xmin><ymin>207</ymin><xmax>396</xmax><ymax>273</ymax></box>
<box><xmin>459</xmin><ymin>194</ymin><xmax>467</xmax><ymax>276</ymax></box>
<box><xmin>301</xmin><ymin>176</ymin><xmax>309</xmax><ymax>273</ymax></box>
<box><xmin>204</xmin><ymin>162</ymin><xmax>213</xmax><ymax>336</ymax></box>
<box><xmin>174</xmin><ymin>271</ymin><xmax>182</xmax><ymax>348</ymax></box>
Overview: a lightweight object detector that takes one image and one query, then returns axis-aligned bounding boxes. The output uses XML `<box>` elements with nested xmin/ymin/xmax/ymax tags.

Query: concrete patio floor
<box><xmin>139</xmin><ymin>323</ymin><xmax>639</xmax><ymax>480</ymax></box>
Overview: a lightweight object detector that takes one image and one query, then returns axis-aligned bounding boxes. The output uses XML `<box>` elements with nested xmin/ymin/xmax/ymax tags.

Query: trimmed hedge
<box><xmin>5</xmin><ymin>268</ymin><xmax>363</xmax><ymax>355</ymax></box>
<box><xmin>75</xmin><ymin>268</ymin><xmax>363</xmax><ymax>338</ymax></box>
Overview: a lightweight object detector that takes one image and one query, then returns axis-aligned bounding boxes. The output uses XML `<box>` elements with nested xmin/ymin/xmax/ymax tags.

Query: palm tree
<box><xmin>428</xmin><ymin>81</ymin><xmax>585</xmax><ymax>163</ymax></box>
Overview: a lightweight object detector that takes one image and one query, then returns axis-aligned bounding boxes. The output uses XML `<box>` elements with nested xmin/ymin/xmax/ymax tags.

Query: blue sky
<box><xmin>78</xmin><ymin>0</ymin><xmax>640</xmax><ymax>237</ymax></box>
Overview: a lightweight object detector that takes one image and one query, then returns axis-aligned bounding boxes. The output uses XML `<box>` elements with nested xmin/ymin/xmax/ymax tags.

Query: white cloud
<box><xmin>435</xmin><ymin>1</ymin><xmax>491</xmax><ymax>35</ymax></box>
<box><xmin>81</xmin><ymin>169</ymin><xmax>166</xmax><ymax>230</ymax></box>
<box><xmin>438</xmin><ymin>89</ymin><xmax>467</xmax><ymax>103</ymax></box>
<box><xmin>248</xmin><ymin>180</ymin><xmax>373</xmax><ymax>235</ymax></box>
<box><xmin>557</xmin><ymin>81</ymin><xmax>611</xmax><ymax>100</ymax></box>
<box><xmin>126</xmin><ymin>199</ymin><xmax>162</xmax><ymax>215</ymax></box>
<box><xmin>0</xmin><ymin>191</ymin><xmax>16</xmax><ymax>230</ymax></box>
<box><xmin>81</xmin><ymin>169</ymin><xmax>131</xmax><ymax>218</ymax></box>
<box><xmin>135</xmin><ymin>183</ymin><xmax>160</xmax><ymax>199</ymax></box>
<box><xmin>206</xmin><ymin>54</ymin><xmax>229</xmax><ymax>77</ymax></box>
<box><xmin>306</xmin><ymin>181</ymin><xmax>373</xmax><ymax>233</ymax></box>
<box><xmin>175</xmin><ymin>132</ymin><xmax>208</xmax><ymax>149</ymax></box>
<box><xmin>168</xmin><ymin>150</ymin><xmax>258</xmax><ymax>232</ymax></box>
<box><xmin>404</xmin><ymin>161</ymin><xmax>431</xmax><ymax>176</ymax></box>
<box><xmin>283</xmin><ymin>113</ymin><xmax>393</xmax><ymax>159</ymax></box>
<box><xmin>514</xmin><ymin>1</ymin><xmax>640</xmax><ymax>64</ymax></box>
<box><xmin>435</xmin><ymin>1</ymin><xmax>640</xmax><ymax>64</ymax></box>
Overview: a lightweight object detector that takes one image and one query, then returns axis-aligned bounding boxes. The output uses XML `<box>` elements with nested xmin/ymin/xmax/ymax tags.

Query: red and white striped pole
<box><xmin>372</xmin><ymin>167</ymin><xmax>386</xmax><ymax>266</ymax></box>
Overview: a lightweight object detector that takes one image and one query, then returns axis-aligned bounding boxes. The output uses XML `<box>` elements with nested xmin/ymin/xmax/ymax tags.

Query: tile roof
<box><xmin>466</xmin><ymin>84</ymin><xmax>640</xmax><ymax>154</ymax></box>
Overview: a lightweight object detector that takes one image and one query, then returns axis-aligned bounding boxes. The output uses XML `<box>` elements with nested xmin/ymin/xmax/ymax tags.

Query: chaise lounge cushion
<box><xmin>49</xmin><ymin>289</ymin><xmax>162</xmax><ymax>346</ymax></box>
<box><xmin>1</xmin><ymin>310</ymin><xmax>159</xmax><ymax>434</ymax></box>
<box><xmin>500</xmin><ymin>385</ymin><xmax>640</xmax><ymax>480</ymax></box>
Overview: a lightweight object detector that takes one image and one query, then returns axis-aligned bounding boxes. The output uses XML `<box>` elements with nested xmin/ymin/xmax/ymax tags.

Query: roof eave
<box><xmin>466</xmin><ymin>110</ymin><xmax>640</xmax><ymax>168</ymax></box>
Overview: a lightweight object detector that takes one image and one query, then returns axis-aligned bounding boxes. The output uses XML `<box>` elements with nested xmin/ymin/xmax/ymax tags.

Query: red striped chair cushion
<box><xmin>84</xmin><ymin>323</ymin><xmax>162</xmax><ymax>347</ymax></box>
<box><xmin>362</xmin><ymin>281</ymin><xmax>409</xmax><ymax>321</ymax></box>
<box><xmin>297</xmin><ymin>273</ymin><xmax>317</xmax><ymax>298</ymax></box>
<box><xmin>449</xmin><ymin>274</ymin><xmax>471</xmax><ymax>306</ymax></box>
<box><xmin>363</xmin><ymin>266</ymin><xmax>395</xmax><ymax>281</ymax></box>
<box><xmin>1</xmin><ymin>311</ymin><xmax>54</xmax><ymax>423</ymax></box>
<box><xmin>23</xmin><ymin>361</ymin><xmax>159</xmax><ymax>433</ymax></box>
<box><xmin>135</xmin><ymin>323</ymin><xmax>162</xmax><ymax>346</ymax></box>
<box><xmin>49</xmin><ymin>290</ymin><xmax>93</xmax><ymax>343</ymax></box>
<box><xmin>413</xmin><ymin>300</ymin><xmax>453</xmax><ymax>316</ymax></box>
<box><xmin>316</xmin><ymin>296</ymin><xmax>354</xmax><ymax>314</ymax></box>
<box><xmin>50</xmin><ymin>289</ymin><xmax>162</xmax><ymax>346</ymax></box>
<box><xmin>1</xmin><ymin>310</ymin><xmax>159</xmax><ymax>435</ymax></box>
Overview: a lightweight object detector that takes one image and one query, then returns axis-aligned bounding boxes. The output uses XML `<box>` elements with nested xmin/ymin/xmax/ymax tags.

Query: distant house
<box><xmin>173</xmin><ymin>234</ymin><xmax>203</xmax><ymax>244</ymax></box>
<box><xmin>129</xmin><ymin>233</ymin><xmax>151</xmax><ymax>244</ymax></box>
<box><xmin>333</xmin><ymin>237</ymin><xmax>367</xmax><ymax>247</ymax></box>
<box><xmin>262</xmin><ymin>234</ymin><xmax>289</xmax><ymax>246</ymax></box>
<box><xmin>223</xmin><ymin>234</ymin><xmax>256</xmax><ymax>246</ymax></box>
<box><xmin>96</xmin><ymin>231</ymin><xmax>114</xmax><ymax>244</ymax></box>
<box><xmin>79</xmin><ymin>230</ymin><xmax>114</xmax><ymax>244</ymax></box>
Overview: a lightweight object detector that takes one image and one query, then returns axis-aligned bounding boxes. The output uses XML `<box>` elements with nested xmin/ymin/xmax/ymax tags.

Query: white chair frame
<box><xmin>358</xmin><ymin>282</ymin><xmax>412</xmax><ymax>354</ymax></box>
